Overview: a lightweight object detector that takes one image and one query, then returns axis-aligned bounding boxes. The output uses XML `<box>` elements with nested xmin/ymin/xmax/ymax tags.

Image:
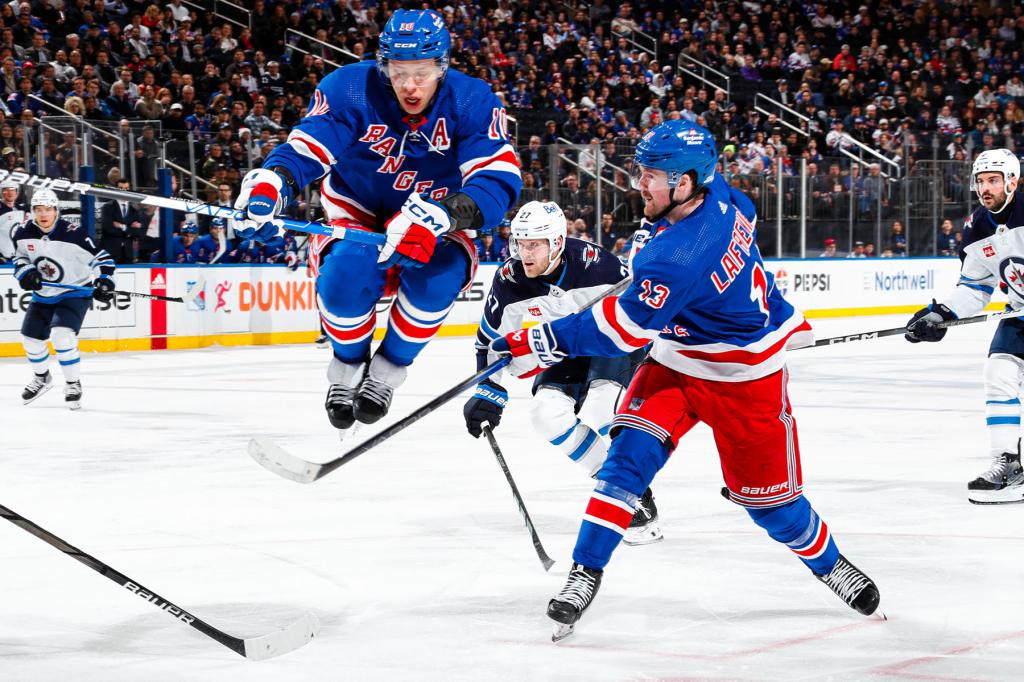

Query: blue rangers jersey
<box><xmin>261</xmin><ymin>61</ymin><xmax>521</xmax><ymax>230</ymax></box>
<box><xmin>476</xmin><ymin>238</ymin><xmax>628</xmax><ymax>377</ymax></box>
<box><xmin>548</xmin><ymin>175</ymin><xmax>813</xmax><ymax>382</ymax></box>
<box><xmin>13</xmin><ymin>218</ymin><xmax>115</xmax><ymax>302</ymax></box>
<box><xmin>940</xmin><ymin>193</ymin><xmax>1024</xmax><ymax>317</ymax></box>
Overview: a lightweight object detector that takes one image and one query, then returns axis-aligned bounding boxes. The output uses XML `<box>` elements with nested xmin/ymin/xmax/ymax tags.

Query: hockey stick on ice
<box><xmin>0</xmin><ymin>169</ymin><xmax>386</xmax><ymax>247</ymax></box>
<box><xmin>0</xmin><ymin>502</ymin><xmax>319</xmax><ymax>660</ymax></box>
<box><xmin>482</xmin><ymin>425</ymin><xmax>556</xmax><ymax>572</ymax></box>
<box><xmin>805</xmin><ymin>306</ymin><xmax>1024</xmax><ymax>348</ymax></box>
<box><xmin>248</xmin><ymin>277</ymin><xmax>635</xmax><ymax>483</ymax></box>
<box><xmin>45</xmin><ymin>281</ymin><xmax>185</xmax><ymax>303</ymax></box>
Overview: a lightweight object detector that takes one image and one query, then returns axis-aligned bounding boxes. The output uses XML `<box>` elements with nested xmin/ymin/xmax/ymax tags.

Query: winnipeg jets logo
<box><xmin>582</xmin><ymin>243</ymin><xmax>599</xmax><ymax>268</ymax></box>
<box><xmin>34</xmin><ymin>256</ymin><xmax>62</xmax><ymax>282</ymax></box>
<box><xmin>999</xmin><ymin>256</ymin><xmax>1024</xmax><ymax>299</ymax></box>
<box><xmin>498</xmin><ymin>261</ymin><xmax>516</xmax><ymax>283</ymax></box>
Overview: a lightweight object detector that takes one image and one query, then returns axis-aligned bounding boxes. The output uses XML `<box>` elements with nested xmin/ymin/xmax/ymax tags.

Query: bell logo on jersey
<box><xmin>528</xmin><ymin>306</ymin><xmax>542</xmax><ymax>317</ymax></box>
<box><xmin>984</xmin><ymin>244</ymin><xmax>995</xmax><ymax>258</ymax></box>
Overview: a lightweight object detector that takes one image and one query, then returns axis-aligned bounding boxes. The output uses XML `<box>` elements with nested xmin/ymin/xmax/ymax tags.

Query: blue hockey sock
<box><xmin>746</xmin><ymin>496</ymin><xmax>839</xmax><ymax>575</ymax></box>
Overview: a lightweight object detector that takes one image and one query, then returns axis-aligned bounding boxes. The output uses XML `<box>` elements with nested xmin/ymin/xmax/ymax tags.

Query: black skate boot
<box><xmin>354</xmin><ymin>354</ymin><xmax>407</xmax><ymax>424</ymax></box>
<box><xmin>968</xmin><ymin>452</ymin><xmax>1024</xmax><ymax>505</ymax></box>
<box><xmin>547</xmin><ymin>563</ymin><xmax>603</xmax><ymax>642</ymax></box>
<box><xmin>22</xmin><ymin>371</ymin><xmax>53</xmax><ymax>404</ymax></box>
<box><xmin>623</xmin><ymin>488</ymin><xmax>663</xmax><ymax>546</ymax></box>
<box><xmin>315</xmin><ymin>333</ymin><xmax>329</xmax><ymax>349</ymax></box>
<box><xmin>325</xmin><ymin>357</ymin><xmax>366</xmax><ymax>437</ymax></box>
<box><xmin>64</xmin><ymin>380</ymin><xmax>82</xmax><ymax>410</ymax></box>
<box><xmin>815</xmin><ymin>554</ymin><xmax>881</xmax><ymax>616</ymax></box>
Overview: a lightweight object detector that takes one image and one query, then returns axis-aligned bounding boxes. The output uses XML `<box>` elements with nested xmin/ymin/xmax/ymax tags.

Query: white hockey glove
<box><xmin>378</xmin><ymin>192</ymin><xmax>451</xmax><ymax>269</ymax></box>
<box><xmin>490</xmin><ymin>324</ymin><xmax>565</xmax><ymax>378</ymax></box>
<box><xmin>234</xmin><ymin>168</ymin><xmax>294</xmax><ymax>243</ymax></box>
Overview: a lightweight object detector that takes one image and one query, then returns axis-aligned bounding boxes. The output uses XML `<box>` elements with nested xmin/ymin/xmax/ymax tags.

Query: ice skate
<box><xmin>623</xmin><ymin>488</ymin><xmax>663</xmax><ymax>546</ymax></box>
<box><xmin>22</xmin><ymin>371</ymin><xmax>53</xmax><ymax>404</ymax></box>
<box><xmin>968</xmin><ymin>452</ymin><xmax>1024</xmax><ymax>505</ymax></box>
<box><xmin>64</xmin><ymin>380</ymin><xmax>82</xmax><ymax>410</ymax></box>
<box><xmin>814</xmin><ymin>554</ymin><xmax>881</xmax><ymax>617</ymax></box>
<box><xmin>547</xmin><ymin>563</ymin><xmax>603</xmax><ymax>642</ymax></box>
<box><xmin>354</xmin><ymin>354</ymin><xmax>407</xmax><ymax>424</ymax></box>
<box><xmin>315</xmin><ymin>333</ymin><xmax>329</xmax><ymax>349</ymax></box>
<box><xmin>326</xmin><ymin>358</ymin><xmax>366</xmax><ymax>438</ymax></box>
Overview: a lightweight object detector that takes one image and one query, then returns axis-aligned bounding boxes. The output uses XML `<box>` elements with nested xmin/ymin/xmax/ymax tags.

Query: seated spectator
<box><xmin>477</xmin><ymin>233</ymin><xmax>501</xmax><ymax>262</ymax></box>
<box><xmin>819</xmin><ymin>237</ymin><xmax>840</xmax><ymax>258</ymax></box>
<box><xmin>938</xmin><ymin>218</ymin><xmax>959</xmax><ymax>256</ymax></box>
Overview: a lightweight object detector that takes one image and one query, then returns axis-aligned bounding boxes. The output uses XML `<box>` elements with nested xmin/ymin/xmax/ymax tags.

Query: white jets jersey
<box><xmin>13</xmin><ymin>218</ymin><xmax>115</xmax><ymax>301</ymax></box>
<box><xmin>0</xmin><ymin>207</ymin><xmax>24</xmax><ymax>259</ymax></box>
<box><xmin>945</xmin><ymin>197</ymin><xmax>1024</xmax><ymax>317</ymax></box>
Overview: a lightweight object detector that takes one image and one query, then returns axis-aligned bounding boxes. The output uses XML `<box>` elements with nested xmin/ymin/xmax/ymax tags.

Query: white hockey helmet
<box><xmin>0</xmin><ymin>179</ymin><xmax>18</xmax><ymax>191</ymax></box>
<box><xmin>30</xmin><ymin>188</ymin><xmax>59</xmax><ymax>218</ymax></box>
<box><xmin>971</xmin><ymin>148</ymin><xmax>1020</xmax><ymax>211</ymax></box>
<box><xmin>509</xmin><ymin>200</ymin><xmax>567</xmax><ymax>275</ymax></box>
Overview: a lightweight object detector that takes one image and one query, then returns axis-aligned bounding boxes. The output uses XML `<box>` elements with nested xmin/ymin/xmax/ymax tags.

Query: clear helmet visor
<box><xmin>387</xmin><ymin>62</ymin><xmax>445</xmax><ymax>87</ymax></box>
<box><xmin>629</xmin><ymin>163</ymin><xmax>673</xmax><ymax>192</ymax></box>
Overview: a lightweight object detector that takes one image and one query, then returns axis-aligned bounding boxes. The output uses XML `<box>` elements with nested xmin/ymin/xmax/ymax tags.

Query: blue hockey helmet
<box><xmin>180</xmin><ymin>221</ymin><xmax>199</xmax><ymax>234</ymax></box>
<box><xmin>630</xmin><ymin>120</ymin><xmax>718</xmax><ymax>192</ymax></box>
<box><xmin>376</xmin><ymin>9</ymin><xmax>451</xmax><ymax>84</ymax></box>
<box><xmin>210</xmin><ymin>217</ymin><xmax>227</xmax><ymax>230</ymax></box>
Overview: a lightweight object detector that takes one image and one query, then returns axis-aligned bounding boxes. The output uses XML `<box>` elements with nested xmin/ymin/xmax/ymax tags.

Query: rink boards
<box><xmin>0</xmin><ymin>258</ymin><xmax>998</xmax><ymax>357</ymax></box>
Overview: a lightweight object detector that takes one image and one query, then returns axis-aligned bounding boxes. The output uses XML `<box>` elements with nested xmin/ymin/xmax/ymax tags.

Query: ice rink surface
<box><xmin>2</xmin><ymin>314</ymin><xmax>1023</xmax><ymax>681</ymax></box>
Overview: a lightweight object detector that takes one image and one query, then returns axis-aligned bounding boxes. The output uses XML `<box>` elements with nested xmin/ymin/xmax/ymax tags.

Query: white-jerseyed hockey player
<box><xmin>13</xmin><ymin>188</ymin><xmax>116</xmax><ymax>409</ymax></box>
<box><xmin>464</xmin><ymin>201</ymin><xmax>660</xmax><ymax>544</ymax></box>
<box><xmin>906</xmin><ymin>148</ymin><xmax>1024</xmax><ymax>504</ymax></box>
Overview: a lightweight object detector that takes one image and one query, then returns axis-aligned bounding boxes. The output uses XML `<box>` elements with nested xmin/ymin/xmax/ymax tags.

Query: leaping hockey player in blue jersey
<box><xmin>491</xmin><ymin>121</ymin><xmax>881</xmax><ymax>641</ymax></box>
<box><xmin>233</xmin><ymin>9</ymin><xmax>521</xmax><ymax>437</ymax></box>
<box><xmin>905</xmin><ymin>148</ymin><xmax>1024</xmax><ymax>504</ymax></box>
<box><xmin>13</xmin><ymin>188</ymin><xmax>116</xmax><ymax>409</ymax></box>
<box><xmin>463</xmin><ymin>200</ymin><xmax>659</xmax><ymax>544</ymax></box>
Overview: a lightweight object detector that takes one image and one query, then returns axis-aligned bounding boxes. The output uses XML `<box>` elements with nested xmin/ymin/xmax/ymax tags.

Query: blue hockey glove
<box><xmin>463</xmin><ymin>380</ymin><xmax>508</xmax><ymax>438</ymax></box>
<box><xmin>92</xmin><ymin>276</ymin><xmax>115</xmax><ymax>302</ymax></box>
<box><xmin>378</xmin><ymin>193</ymin><xmax>451</xmax><ymax>269</ymax></box>
<box><xmin>905</xmin><ymin>299</ymin><xmax>957</xmax><ymax>343</ymax></box>
<box><xmin>490</xmin><ymin>324</ymin><xmax>565</xmax><ymax>378</ymax></box>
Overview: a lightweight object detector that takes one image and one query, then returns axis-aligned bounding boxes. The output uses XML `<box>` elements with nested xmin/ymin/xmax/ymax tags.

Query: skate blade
<box><xmin>22</xmin><ymin>383</ymin><xmax>54</xmax><ymax>405</ymax></box>
<box><xmin>551</xmin><ymin>622</ymin><xmax>575</xmax><ymax>642</ymax></box>
<box><xmin>872</xmin><ymin>609</ymin><xmax>888</xmax><ymax>621</ymax></box>
<box><xmin>968</xmin><ymin>487</ymin><xmax>1024</xmax><ymax>505</ymax></box>
<box><xmin>623</xmin><ymin>523</ymin><xmax>664</xmax><ymax>546</ymax></box>
<box><xmin>66</xmin><ymin>401</ymin><xmax>81</xmax><ymax>411</ymax></box>
<box><xmin>337</xmin><ymin>422</ymin><xmax>361</xmax><ymax>444</ymax></box>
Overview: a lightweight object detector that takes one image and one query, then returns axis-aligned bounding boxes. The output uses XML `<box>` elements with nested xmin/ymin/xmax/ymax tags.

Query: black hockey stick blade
<box><xmin>0</xmin><ymin>502</ymin><xmax>319</xmax><ymax>660</ymax></box>
<box><xmin>248</xmin><ymin>357</ymin><xmax>513</xmax><ymax>483</ymax></box>
<box><xmin>482</xmin><ymin>425</ymin><xmax>556</xmax><ymax>571</ymax></box>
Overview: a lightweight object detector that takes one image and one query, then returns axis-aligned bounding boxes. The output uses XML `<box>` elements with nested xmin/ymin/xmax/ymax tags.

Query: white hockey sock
<box><xmin>984</xmin><ymin>353</ymin><xmax>1023</xmax><ymax>456</ymax></box>
<box><xmin>22</xmin><ymin>335</ymin><xmax>49</xmax><ymax>375</ymax></box>
<box><xmin>532</xmin><ymin>388</ymin><xmax>608</xmax><ymax>476</ymax></box>
<box><xmin>577</xmin><ymin>380</ymin><xmax>625</xmax><ymax>438</ymax></box>
<box><xmin>50</xmin><ymin>327</ymin><xmax>81</xmax><ymax>383</ymax></box>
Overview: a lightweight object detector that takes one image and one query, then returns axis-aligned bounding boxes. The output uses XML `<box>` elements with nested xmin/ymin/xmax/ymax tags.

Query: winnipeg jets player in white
<box><xmin>905</xmin><ymin>149</ymin><xmax>1024</xmax><ymax>503</ymax></box>
<box><xmin>13</xmin><ymin>188</ymin><xmax>116</xmax><ymax>409</ymax></box>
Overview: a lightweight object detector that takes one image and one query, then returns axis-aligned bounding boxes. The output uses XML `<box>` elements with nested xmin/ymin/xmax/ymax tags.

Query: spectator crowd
<box><xmin>0</xmin><ymin>0</ymin><xmax>1019</xmax><ymax>263</ymax></box>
